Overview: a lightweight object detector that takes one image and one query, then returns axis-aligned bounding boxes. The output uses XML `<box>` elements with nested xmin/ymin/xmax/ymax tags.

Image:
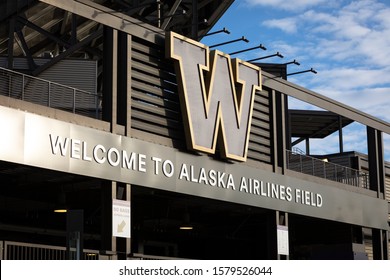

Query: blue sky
<box><xmin>201</xmin><ymin>0</ymin><xmax>390</xmax><ymax>161</ymax></box>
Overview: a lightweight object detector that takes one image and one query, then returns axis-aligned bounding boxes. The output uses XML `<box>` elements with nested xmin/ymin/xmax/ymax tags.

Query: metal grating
<box><xmin>286</xmin><ymin>150</ymin><xmax>370</xmax><ymax>188</ymax></box>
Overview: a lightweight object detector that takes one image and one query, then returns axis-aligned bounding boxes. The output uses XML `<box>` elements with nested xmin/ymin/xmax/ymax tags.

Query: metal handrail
<box><xmin>1</xmin><ymin>241</ymin><xmax>185</xmax><ymax>260</ymax></box>
<box><xmin>0</xmin><ymin>67</ymin><xmax>101</xmax><ymax>119</ymax></box>
<box><xmin>0</xmin><ymin>67</ymin><xmax>95</xmax><ymax>94</ymax></box>
<box><xmin>286</xmin><ymin>150</ymin><xmax>370</xmax><ymax>188</ymax></box>
<box><xmin>2</xmin><ymin>240</ymin><xmax>99</xmax><ymax>260</ymax></box>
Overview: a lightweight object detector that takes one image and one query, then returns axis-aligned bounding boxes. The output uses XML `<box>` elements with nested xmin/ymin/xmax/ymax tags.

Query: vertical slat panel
<box><xmin>248</xmin><ymin>88</ymin><xmax>272</xmax><ymax>164</ymax></box>
<box><xmin>131</xmin><ymin>36</ymin><xmax>184</xmax><ymax>142</ymax></box>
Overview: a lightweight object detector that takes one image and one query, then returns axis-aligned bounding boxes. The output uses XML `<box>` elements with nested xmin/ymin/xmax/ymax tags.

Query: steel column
<box><xmin>367</xmin><ymin>127</ymin><xmax>387</xmax><ymax>259</ymax></box>
<box><xmin>100</xmin><ymin>180</ymin><xmax>117</xmax><ymax>259</ymax></box>
<box><xmin>338</xmin><ymin>116</ymin><xmax>344</xmax><ymax>153</ymax></box>
<box><xmin>102</xmin><ymin>26</ymin><xmax>117</xmax><ymax>127</ymax></box>
<box><xmin>372</xmin><ymin>229</ymin><xmax>389</xmax><ymax>260</ymax></box>
<box><xmin>116</xmin><ymin>31</ymin><xmax>132</xmax><ymax>259</ymax></box>
<box><xmin>367</xmin><ymin>127</ymin><xmax>385</xmax><ymax>196</ymax></box>
<box><xmin>273</xmin><ymin>90</ymin><xmax>287</xmax><ymax>173</ymax></box>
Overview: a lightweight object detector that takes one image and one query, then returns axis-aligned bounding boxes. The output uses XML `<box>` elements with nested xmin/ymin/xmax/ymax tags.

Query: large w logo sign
<box><xmin>167</xmin><ymin>32</ymin><xmax>262</xmax><ymax>162</ymax></box>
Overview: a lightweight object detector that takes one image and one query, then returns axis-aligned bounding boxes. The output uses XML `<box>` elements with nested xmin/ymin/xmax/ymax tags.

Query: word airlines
<box><xmin>167</xmin><ymin>32</ymin><xmax>262</xmax><ymax>162</ymax></box>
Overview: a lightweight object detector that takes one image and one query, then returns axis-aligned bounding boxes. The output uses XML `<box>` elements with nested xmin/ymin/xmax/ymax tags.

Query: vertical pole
<box><xmin>102</xmin><ymin>26</ymin><xmax>117</xmax><ymax>128</ymax></box>
<box><xmin>367</xmin><ymin>127</ymin><xmax>387</xmax><ymax>259</ymax></box>
<box><xmin>372</xmin><ymin>229</ymin><xmax>388</xmax><ymax>260</ymax></box>
<box><xmin>101</xmin><ymin>181</ymin><xmax>117</xmax><ymax>259</ymax></box>
<box><xmin>367</xmin><ymin>127</ymin><xmax>385</xmax><ymax>197</ymax></box>
<box><xmin>273</xmin><ymin>90</ymin><xmax>287</xmax><ymax>173</ymax></box>
<box><xmin>66</xmin><ymin>210</ymin><xmax>84</xmax><ymax>260</ymax></box>
<box><xmin>8</xmin><ymin>17</ymin><xmax>15</xmax><ymax>70</ymax></box>
<box><xmin>266</xmin><ymin>211</ymin><xmax>277</xmax><ymax>259</ymax></box>
<box><xmin>338</xmin><ymin>116</ymin><xmax>344</xmax><ymax>153</ymax></box>
<box><xmin>117</xmin><ymin>31</ymin><xmax>129</xmax><ymax>128</ymax></box>
<box><xmin>305</xmin><ymin>138</ymin><xmax>310</xmax><ymax>155</ymax></box>
<box><xmin>71</xmin><ymin>13</ymin><xmax>77</xmax><ymax>45</ymax></box>
<box><xmin>113</xmin><ymin>30</ymin><xmax>133</xmax><ymax>260</ymax></box>
<box><xmin>101</xmin><ymin>25</ymin><xmax>120</xmax><ymax>259</ymax></box>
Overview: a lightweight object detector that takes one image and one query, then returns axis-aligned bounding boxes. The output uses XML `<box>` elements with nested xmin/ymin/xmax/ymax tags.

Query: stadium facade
<box><xmin>0</xmin><ymin>0</ymin><xmax>389</xmax><ymax>260</ymax></box>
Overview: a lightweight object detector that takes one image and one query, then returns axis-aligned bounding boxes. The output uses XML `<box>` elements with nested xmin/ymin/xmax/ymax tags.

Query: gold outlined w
<box><xmin>167</xmin><ymin>32</ymin><xmax>262</xmax><ymax>162</ymax></box>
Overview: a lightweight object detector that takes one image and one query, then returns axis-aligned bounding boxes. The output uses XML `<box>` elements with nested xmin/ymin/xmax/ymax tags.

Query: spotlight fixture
<box><xmin>287</xmin><ymin>68</ymin><xmax>317</xmax><ymax>76</ymax></box>
<box><xmin>229</xmin><ymin>44</ymin><xmax>267</xmax><ymax>56</ymax></box>
<box><xmin>284</xmin><ymin>59</ymin><xmax>300</xmax><ymax>66</ymax></box>
<box><xmin>203</xmin><ymin>27</ymin><xmax>231</xmax><ymax>37</ymax></box>
<box><xmin>53</xmin><ymin>190</ymin><xmax>68</xmax><ymax>213</ymax></box>
<box><xmin>179</xmin><ymin>211</ymin><xmax>193</xmax><ymax>230</ymax></box>
<box><xmin>247</xmin><ymin>52</ymin><xmax>283</xmax><ymax>62</ymax></box>
<box><xmin>209</xmin><ymin>36</ymin><xmax>249</xmax><ymax>48</ymax></box>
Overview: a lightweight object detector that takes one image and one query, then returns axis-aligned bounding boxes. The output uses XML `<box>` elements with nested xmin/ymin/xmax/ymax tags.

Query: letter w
<box><xmin>167</xmin><ymin>32</ymin><xmax>262</xmax><ymax>161</ymax></box>
<box><xmin>49</xmin><ymin>134</ymin><xmax>69</xmax><ymax>156</ymax></box>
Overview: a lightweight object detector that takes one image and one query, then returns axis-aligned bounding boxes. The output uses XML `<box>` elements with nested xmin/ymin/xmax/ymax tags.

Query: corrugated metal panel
<box><xmin>247</xmin><ymin>88</ymin><xmax>271</xmax><ymax>164</ymax></box>
<box><xmin>130</xmin><ymin>37</ymin><xmax>272</xmax><ymax>164</ymax></box>
<box><xmin>131</xmin><ymin>36</ymin><xmax>184</xmax><ymax>143</ymax></box>
<box><xmin>38</xmin><ymin>59</ymin><xmax>97</xmax><ymax>94</ymax></box>
<box><xmin>0</xmin><ymin>57</ymin><xmax>97</xmax><ymax>93</ymax></box>
<box><xmin>0</xmin><ymin>57</ymin><xmax>48</xmax><ymax>69</ymax></box>
<box><xmin>328</xmin><ymin>155</ymin><xmax>352</xmax><ymax>168</ymax></box>
<box><xmin>385</xmin><ymin>174</ymin><xmax>390</xmax><ymax>201</ymax></box>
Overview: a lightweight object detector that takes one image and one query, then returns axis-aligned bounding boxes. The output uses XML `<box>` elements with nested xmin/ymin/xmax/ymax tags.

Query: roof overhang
<box><xmin>289</xmin><ymin>109</ymin><xmax>354</xmax><ymax>139</ymax></box>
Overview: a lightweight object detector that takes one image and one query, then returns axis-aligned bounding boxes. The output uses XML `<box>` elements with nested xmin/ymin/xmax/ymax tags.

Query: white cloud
<box><xmin>263</xmin><ymin>18</ymin><xmax>298</xmax><ymax>33</ymax></box>
<box><xmin>310</xmin><ymin>67</ymin><xmax>390</xmax><ymax>90</ymax></box>
<box><xmin>303</xmin><ymin>2</ymin><xmax>390</xmax><ymax>66</ymax></box>
<box><xmin>259</xmin><ymin>0</ymin><xmax>390</xmax><ymax>67</ymax></box>
<box><xmin>244</xmin><ymin>0</ymin><xmax>328</xmax><ymax>11</ymax></box>
<box><xmin>268</xmin><ymin>40</ymin><xmax>302</xmax><ymax>57</ymax></box>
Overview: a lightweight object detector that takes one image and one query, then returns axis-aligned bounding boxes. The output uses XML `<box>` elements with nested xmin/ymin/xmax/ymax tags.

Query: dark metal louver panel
<box><xmin>131</xmin><ymin>37</ymin><xmax>184</xmax><ymax>142</ymax></box>
<box><xmin>385</xmin><ymin>173</ymin><xmax>390</xmax><ymax>202</ymax></box>
<box><xmin>247</xmin><ymin>89</ymin><xmax>272</xmax><ymax>163</ymax></box>
<box><xmin>0</xmin><ymin>57</ymin><xmax>97</xmax><ymax>94</ymax></box>
<box><xmin>38</xmin><ymin>59</ymin><xmax>97</xmax><ymax>94</ymax></box>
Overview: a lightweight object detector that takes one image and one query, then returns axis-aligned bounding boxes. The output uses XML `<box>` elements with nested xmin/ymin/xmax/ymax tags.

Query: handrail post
<box><xmin>48</xmin><ymin>81</ymin><xmax>51</xmax><ymax>107</ymax></box>
<box><xmin>22</xmin><ymin>74</ymin><xmax>25</xmax><ymax>100</ymax></box>
<box><xmin>73</xmin><ymin>89</ymin><xmax>76</xmax><ymax>113</ymax></box>
<box><xmin>299</xmin><ymin>154</ymin><xmax>302</xmax><ymax>172</ymax></box>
